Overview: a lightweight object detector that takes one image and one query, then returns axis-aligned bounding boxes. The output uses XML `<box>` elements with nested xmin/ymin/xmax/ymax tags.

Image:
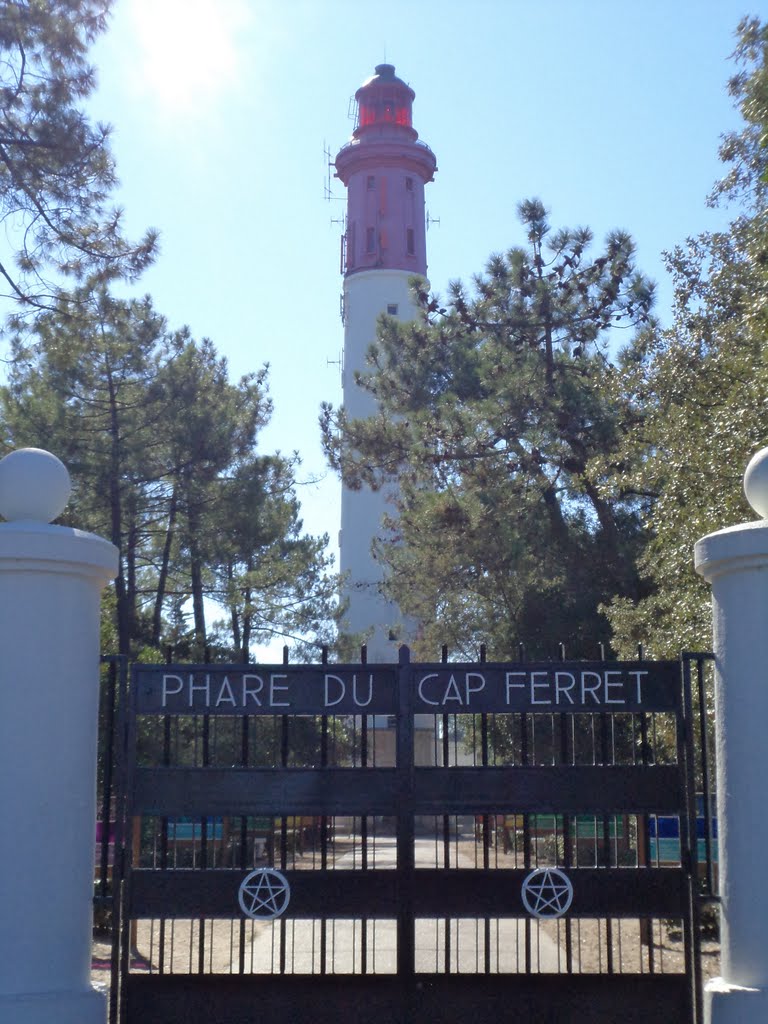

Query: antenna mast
<box><xmin>323</xmin><ymin>142</ymin><xmax>334</xmax><ymax>201</ymax></box>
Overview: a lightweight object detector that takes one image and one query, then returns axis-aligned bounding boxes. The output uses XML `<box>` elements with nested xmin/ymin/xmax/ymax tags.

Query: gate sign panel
<box><xmin>135</xmin><ymin>660</ymin><xmax>679</xmax><ymax>716</ymax></box>
<box><xmin>410</xmin><ymin>661</ymin><xmax>680</xmax><ymax>713</ymax></box>
<box><xmin>134</xmin><ymin>665</ymin><xmax>398</xmax><ymax>715</ymax></box>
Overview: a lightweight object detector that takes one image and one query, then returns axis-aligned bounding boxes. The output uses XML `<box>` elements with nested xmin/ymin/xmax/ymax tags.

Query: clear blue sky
<box><xmin>85</xmin><ymin>0</ymin><xmax>755</xmax><ymax>648</ymax></box>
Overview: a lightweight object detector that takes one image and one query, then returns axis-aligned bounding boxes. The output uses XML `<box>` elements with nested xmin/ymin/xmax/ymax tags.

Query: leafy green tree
<box><xmin>2</xmin><ymin>285</ymin><xmax>339</xmax><ymax>658</ymax></box>
<box><xmin>715</xmin><ymin>17</ymin><xmax>768</xmax><ymax>208</ymax></box>
<box><xmin>601</xmin><ymin>17</ymin><xmax>768</xmax><ymax>657</ymax></box>
<box><xmin>322</xmin><ymin>200</ymin><xmax>654</xmax><ymax>658</ymax></box>
<box><xmin>0</xmin><ymin>0</ymin><xmax>156</xmax><ymax>309</ymax></box>
<box><xmin>207</xmin><ymin>456</ymin><xmax>341</xmax><ymax>659</ymax></box>
<box><xmin>145</xmin><ymin>334</ymin><xmax>269</xmax><ymax>653</ymax></box>
<box><xmin>3</xmin><ymin>285</ymin><xmax>169</xmax><ymax>653</ymax></box>
<box><xmin>596</xmin><ymin>234</ymin><xmax>768</xmax><ymax>656</ymax></box>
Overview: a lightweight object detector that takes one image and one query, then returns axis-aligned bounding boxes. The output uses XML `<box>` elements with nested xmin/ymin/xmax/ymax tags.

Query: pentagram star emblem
<box><xmin>238</xmin><ymin>868</ymin><xmax>291</xmax><ymax>920</ymax></box>
<box><xmin>521</xmin><ymin>867</ymin><xmax>573</xmax><ymax>919</ymax></box>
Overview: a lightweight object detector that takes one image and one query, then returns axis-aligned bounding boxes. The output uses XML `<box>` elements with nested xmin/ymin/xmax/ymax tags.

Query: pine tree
<box><xmin>3</xmin><ymin>286</ymin><xmax>339</xmax><ymax>657</ymax></box>
<box><xmin>322</xmin><ymin>200</ymin><xmax>654</xmax><ymax>657</ymax></box>
<box><xmin>0</xmin><ymin>1</ymin><xmax>157</xmax><ymax>310</ymax></box>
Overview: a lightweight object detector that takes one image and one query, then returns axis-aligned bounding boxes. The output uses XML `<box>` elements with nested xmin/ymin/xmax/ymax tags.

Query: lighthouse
<box><xmin>335</xmin><ymin>64</ymin><xmax>437</xmax><ymax>660</ymax></box>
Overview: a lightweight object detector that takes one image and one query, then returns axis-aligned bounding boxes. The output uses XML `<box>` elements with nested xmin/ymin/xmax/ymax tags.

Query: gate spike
<box><xmin>441</xmin><ymin>644</ymin><xmax>448</xmax><ymax>664</ymax></box>
<box><xmin>361</xmin><ymin>643</ymin><xmax>367</xmax><ymax>665</ymax></box>
<box><xmin>282</xmin><ymin>645</ymin><xmax>289</xmax><ymax>666</ymax></box>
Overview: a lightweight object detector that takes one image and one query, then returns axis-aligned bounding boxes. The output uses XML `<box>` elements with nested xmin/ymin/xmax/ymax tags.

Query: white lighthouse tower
<box><xmin>335</xmin><ymin>64</ymin><xmax>437</xmax><ymax>660</ymax></box>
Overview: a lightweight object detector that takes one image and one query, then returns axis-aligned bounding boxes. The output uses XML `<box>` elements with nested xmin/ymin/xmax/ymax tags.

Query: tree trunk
<box><xmin>242</xmin><ymin>584</ymin><xmax>252</xmax><ymax>661</ymax></box>
<box><xmin>186</xmin><ymin>500</ymin><xmax>207</xmax><ymax>654</ymax></box>
<box><xmin>228</xmin><ymin>564</ymin><xmax>242</xmax><ymax>653</ymax></box>
<box><xmin>125</xmin><ymin>493</ymin><xmax>138</xmax><ymax>646</ymax></box>
<box><xmin>105</xmin><ymin>366</ymin><xmax>129</xmax><ymax>656</ymax></box>
<box><xmin>152</xmin><ymin>486</ymin><xmax>178</xmax><ymax>646</ymax></box>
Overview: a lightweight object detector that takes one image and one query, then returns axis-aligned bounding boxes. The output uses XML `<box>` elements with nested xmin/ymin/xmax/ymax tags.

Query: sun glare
<box><xmin>126</xmin><ymin>0</ymin><xmax>251</xmax><ymax>117</ymax></box>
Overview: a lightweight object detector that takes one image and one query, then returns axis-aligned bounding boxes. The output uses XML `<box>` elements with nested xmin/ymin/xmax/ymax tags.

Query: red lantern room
<box><xmin>353</xmin><ymin>64</ymin><xmax>416</xmax><ymax>138</ymax></box>
<box><xmin>335</xmin><ymin>64</ymin><xmax>437</xmax><ymax>277</ymax></box>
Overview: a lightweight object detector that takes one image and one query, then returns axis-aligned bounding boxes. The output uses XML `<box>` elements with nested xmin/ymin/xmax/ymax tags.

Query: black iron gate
<box><xmin>108</xmin><ymin>647</ymin><xmax>711</xmax><ymax>1023</ymax></box>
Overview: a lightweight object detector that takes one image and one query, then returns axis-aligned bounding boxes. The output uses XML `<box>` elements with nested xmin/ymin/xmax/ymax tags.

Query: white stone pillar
<box><xmin>0</xmin><ymin>449</ymin><xmax>118</xmax><ymax>1024</ymax></box>
<box><xmin>695</xmin><ymin>447</ymin><xmax>768</xmax><ymax>1022</ymax></box>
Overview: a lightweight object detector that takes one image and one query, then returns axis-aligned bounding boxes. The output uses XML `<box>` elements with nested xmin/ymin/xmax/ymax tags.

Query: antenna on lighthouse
<box><xmin>426</xmin><ymin>209</ymin><xmax>441</xmax><ymax>231</ymax></box>
<box><xmin>323</xmin><ymin>143</ymin><xmax>339</xmax><ymax>202</ymax></box>
<box><xmin>328</xmin><ymin>348</ymin><xmax>343</xmax><ymax>382</ymax></box>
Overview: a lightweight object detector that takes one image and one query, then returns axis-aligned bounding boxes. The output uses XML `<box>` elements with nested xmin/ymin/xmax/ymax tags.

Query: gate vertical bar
<box><xmin>479</xmin><ymin>643</ymin><xmax>491</xmax><ymax>974</ymax></box>
<box><xmin>694</xmin><ymin>654</ymin><xmax>717</xmax><ymax>897</ymax></box>
<box><xmin>157</xmin><ymin>648</ymin><xmax>173</xmax><ymax>977</ymax></box>
<box><xmin>98</xmin><ymin>658</ymin><xmax>118</xmax><ymax>905</ymax></box>
<box><xmin>558</xmin><ymin>643</ymin><xmax>573</xmax><ymax>974</ymax></box>
<box><xmin>237</xmin><ymin>643</ymin><xmax>249</xmax><ymax>975</ymax></box>
<box><xmin>118</xmin><ymin>665</ymin><xmax>140</xmax><ymax>1024</ymax></box>
<box><xmin>441</xmin><ymin>752</ymin><xmax>450</xmax><ymax>975</ymax></box>
<box><xmin>108</xmin><ymin>655</ymin><xmax>128</xmax><ymax>1024</ymax></box>
<box><xmin>636</xmin><ymin>642</ymin><xmax>654</xmax><ymax>964</ymax></box>
<box><xmin>197</xmin><ymin>728</ymin><xmax>210</xmax><ymax>973</ymax></box>
<box><xmin>97</xmin><ymin>657</ymin><xmax>118</xmax><ymax>1015</ymax></box>
<box><xmin>518</xmin><ymin>642</ymin><xmax>532</xmax><ymax>975</ymax></box>
<box><xmin>441</xmin><ymin>644</ymin><xmax>451</xmax><ymax>974</ymax></box>
<box><xmin>681</xmin><ymin>655</ymin><xmax>703</xmax><ymax>1024</ymax></box>
<box><xmin>197</xmin><ymin>653</ymin><xmax>212</xmax><ymax>973</ymax></box>
<box><xmin>238</xmin><ymin>705</ymin><xmax>249</xmax><ymax>975</ymax></box>
<box><xmin>360</xmin><ymin>644</ymin><xmax>369</xmax><ymax>975</ymax></box>
<box><xmin>396</xmin><ymin>645</ymin><xmax>415</xmax><ymax>983</ymax></box>
<box><xmin>278</xmin><ymin>646</ymin><xmax>289</xmax><ymax>975</ymax></box>
<box><xmin>597</xmin><ymin>643</ymin><xmax>614</xmax><ymax>975</ymax></box>
<box><xmin>320</xmin><ymin>645</ymin><xmax>329</xmax><ymax>974</ymax></box>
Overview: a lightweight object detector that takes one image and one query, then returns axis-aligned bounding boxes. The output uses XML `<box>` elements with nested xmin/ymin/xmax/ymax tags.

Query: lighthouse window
<box><xmin>366</xmin><ymin>227</ymin><xmax>376</xmax><ymax>253</ymax></box>
<box><xmin>406</xmin><ymin>228</ymin><xmax>415</xmax><ymax>255</ymax></box>
<box><xmin>367</xmin><ymin>175</ymin><xmax>376</xmax><ymax>191</ymax></box>
<box><xmin>405</xmin><ymin>176</ymin><xmax>413</xmax><ymax>192</ymax></box>
<box><xmin>357</xmin><ymin>97</ymin><xmax>412</xmax><ymax>130</ymax></box>
<box><xmin>387</xmin><ymin>304</ymin><xmax>399</xmax><ymax>316</ymax></box>
<box><xmin>358</xmin><ymin>102</ymin><xmax>376</xmax><ymax>128</ymax></box>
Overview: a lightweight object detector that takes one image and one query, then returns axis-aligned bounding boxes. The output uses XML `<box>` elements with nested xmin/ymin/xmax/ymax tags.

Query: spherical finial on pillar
<box><xmin>0</xmin><ymin>447</ymin><xmax>71</xmax><ymax>524</ymax></box>
<box><xmin>744</xmin><ymin>447</ymin><xmax>768</xmax><ymax>519</ymax></box>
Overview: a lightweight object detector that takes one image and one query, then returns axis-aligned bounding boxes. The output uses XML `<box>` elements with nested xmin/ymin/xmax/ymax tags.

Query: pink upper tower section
<box><xmin>335</xmin><ymin>64</ymin><xmax>437</xmax><ymax>277</ymax></box>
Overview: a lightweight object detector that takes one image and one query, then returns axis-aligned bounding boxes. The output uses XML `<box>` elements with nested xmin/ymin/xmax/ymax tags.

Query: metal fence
<box><xmin>95</xmin><ymin>646</ymin><xmax>718</xmax><ymax>1024</ymax></box>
